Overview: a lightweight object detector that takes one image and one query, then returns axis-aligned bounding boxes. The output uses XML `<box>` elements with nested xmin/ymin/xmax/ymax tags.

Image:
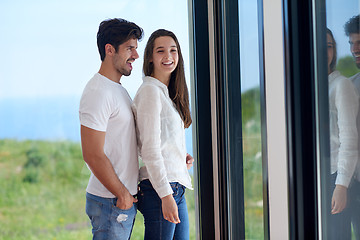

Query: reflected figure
<box><xmin>327</xmin><ymin>28</ymin><xmax>359</xmax><ymax>240</ymax></box>
<box><xmin>345</xmin><ymin>15</ymin><xmax>360</xmax><ymax>240</ymax></box>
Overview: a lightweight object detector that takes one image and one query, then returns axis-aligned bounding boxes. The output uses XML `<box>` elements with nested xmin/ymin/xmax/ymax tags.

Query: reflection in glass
<box><xmin>345</xmin><ymin>15</ymin><xmax>360</xmax><ymax>240</ymax></box>
<box><xmin>326</xmin><ymin>28</ymin><xmax>358</xmax><ymax>239</ymax></box>
<box><xmin>325</xmin><ymin>1</ymin><xmax>360</xmax><ymax>239</ymax></box>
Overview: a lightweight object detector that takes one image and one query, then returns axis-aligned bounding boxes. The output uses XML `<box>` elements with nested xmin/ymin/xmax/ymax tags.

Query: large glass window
<box><xmin>319</xmin><ymin>0</ymin><xmax>360</xmax><ymax>239</ymax></box>
<box><xmin>239</xmin><ymin>0</ymin><xmax>264</xmax><ymax>239</ymax></box>
<box><xmin>0</xmin><ymin>1</ymin><xmax>194</xmax><ymax>239</ymax></box>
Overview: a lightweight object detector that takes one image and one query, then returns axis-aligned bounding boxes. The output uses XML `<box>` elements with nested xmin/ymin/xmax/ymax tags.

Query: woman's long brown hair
<box><xmin>327</xmin><ymin>28</ymin><xmax>337</xmax><ymax>73</ymax></box>
<box><xmin>143</xmin><ymin>29</ymin><xmax>192</xmax><ymax>128</ymax></box>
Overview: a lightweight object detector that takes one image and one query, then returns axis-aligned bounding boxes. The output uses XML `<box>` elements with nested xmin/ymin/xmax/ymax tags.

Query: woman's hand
<box><xmin>331</xmin><ymin>185</ymin><xmax>348</xmax><ymax>214</ymax></box>
<box><xmin>186</xmin><ymin>153</ymin><xmax>194</xmax><ymax>170</ymax></box>
<box><xmin>161</xmin><ymin>194</ymin><xmax>180</xmax><ymax>224</ymax></box>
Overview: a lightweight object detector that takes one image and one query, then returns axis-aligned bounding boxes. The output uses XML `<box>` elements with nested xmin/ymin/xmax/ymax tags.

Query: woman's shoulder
<box><xmin>330</xmin><ymin>71</ymin><xmax>351</xmax><ymax>87</ymax></box>
<box><xmin>137</xmin><ymin>82</ymin><xmax>161</xmax><ymax>96</ymax></box>
<box><xmin>133</xmin><ymin>83</ymin><xmax>161</xmax><ymax>105</ymax></box>
<box><xmin>136</xmin><ymin>77</ymin><xmax>167</xmax><ymax>95</ymax></box>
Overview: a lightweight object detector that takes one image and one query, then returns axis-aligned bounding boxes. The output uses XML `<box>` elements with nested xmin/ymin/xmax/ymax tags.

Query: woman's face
<box><xmin>327</xmin><ymin>33</ymin><xmax>334</xmax><ymax>74</ymax></box>
<box><xmin>151</xmin><ymin>36</ymin><xmax>179</xmax><ymax>78</ymax></box>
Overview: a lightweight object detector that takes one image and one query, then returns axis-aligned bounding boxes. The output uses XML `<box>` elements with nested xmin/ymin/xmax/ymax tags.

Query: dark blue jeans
<box><xmin>328</xmin><ymin>173</ymin><xmax>351</xmax><ymax>240</ymax></box>
<box><xmin>137</xmin><ymin>179</ymin><xmax>190</xmax><ymax>240</ymax></box>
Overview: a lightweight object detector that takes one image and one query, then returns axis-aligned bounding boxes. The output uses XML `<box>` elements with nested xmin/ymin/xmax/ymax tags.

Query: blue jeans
<box><xmin>85</xmin><ymin>192</ymin><xmax>137</xmax><ymax>240</ymax></box>
<box><xmin>328</xmin><ymin>173</ymin><xmax>351</xmax><ymax>240</ymax></box>
<box><xmin>137</xmin><ymin>180</ymin><xmax>190</xmax><ymax>240</ymax></box>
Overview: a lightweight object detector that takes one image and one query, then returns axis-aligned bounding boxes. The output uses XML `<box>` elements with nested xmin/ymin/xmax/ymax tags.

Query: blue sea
<box><xmin>0</xmin><ymin>97</ymin><xmax>193</xmax><ymax>155</ymax></box>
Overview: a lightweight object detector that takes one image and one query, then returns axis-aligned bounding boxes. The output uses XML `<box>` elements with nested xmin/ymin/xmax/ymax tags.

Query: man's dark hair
<box><xmin>345</xmin><ymin>15</ymin><xmax>360</xmax><ymax>36</ymax></box>
<box><xmin>97</xmin><ymin>18</ymin><xmax>143</xmax><ymax>61</ymax></box>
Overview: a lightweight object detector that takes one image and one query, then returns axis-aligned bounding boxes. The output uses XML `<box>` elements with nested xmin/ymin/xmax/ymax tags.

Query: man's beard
<box><xmin>120</xmin><ymin>68</ymin><xmax>132</xmax><ymax>76</ymax></box>
<box><xmin>356</xmin><ymin>62</ymin><xmax>360</xmax><ymax>69</ymax></box>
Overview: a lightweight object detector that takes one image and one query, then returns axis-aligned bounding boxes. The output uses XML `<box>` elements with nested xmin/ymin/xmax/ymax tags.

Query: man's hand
<box><xmin>331</xmin><ymin>185</ymin><xmax>348</xmax><ymax>214</ymax></box>
<box><xmin>116</xmin><ymin>192</ymin><xmax>138</xmax><ymax>210</ymax></box>
<box><xmin>161</xmin><ymin>194</ymin><xmax>180</xmax><ymax>224</ymax></box>
<box><xmin>186</xmin><ymin>153</ymin><xmax>194</xmax><ymax>170</ymax></box>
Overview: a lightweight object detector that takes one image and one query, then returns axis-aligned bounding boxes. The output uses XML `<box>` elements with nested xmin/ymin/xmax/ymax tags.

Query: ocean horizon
<box><xmin>0</xmin><ymin>96</ymin><xmax>193</xmax><ymax>155</ymax></box>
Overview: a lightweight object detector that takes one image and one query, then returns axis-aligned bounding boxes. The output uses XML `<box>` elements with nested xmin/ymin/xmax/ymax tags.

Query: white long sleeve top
<box><xmin>329</xmin><ymin>71</ymin><xmax>359</xmax><ymax>187</ymax></box>
<box><xmin>132</xmin><ymin>76</ymin><xmax>192</xmax><ymax>198</ymax></box>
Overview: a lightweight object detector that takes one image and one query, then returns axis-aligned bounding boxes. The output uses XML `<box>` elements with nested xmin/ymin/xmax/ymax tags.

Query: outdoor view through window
<box><xmin>0</xmin><ymin>1</ymin><xmax>194</xmax><ymax>239</ymax></box>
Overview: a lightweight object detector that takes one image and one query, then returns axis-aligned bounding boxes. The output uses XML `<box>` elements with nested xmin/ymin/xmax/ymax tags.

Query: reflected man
<box><xmin>345</xmin><ymin>14</ymin><xmax>360</xmax><ymax>240</ymax></box>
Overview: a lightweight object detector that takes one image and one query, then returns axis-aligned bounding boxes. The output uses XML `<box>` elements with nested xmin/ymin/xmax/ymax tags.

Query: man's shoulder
<box><xmin>349</xmin><ymin>72</ymin><xmax>360</xmax><ymax>82</ymax></box>
<box><xmin>82</xmin><ymin>73</ymin><xmax>103</xmax><ymax>91</ymax></box>
<box><xmin>83</xmin><ymin>74</ymin><xmax>125</xmax><ymax>96</ymax></box>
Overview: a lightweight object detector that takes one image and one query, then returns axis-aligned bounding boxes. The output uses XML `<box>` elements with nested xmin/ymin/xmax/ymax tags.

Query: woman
<box><xmin>132</xmin><ymin>29</ymin><xmax>193</xmax><ymax>240</ymax></box>
<box><xmin>327</xmin><ymin>28</ymin><xmax>359</xmax><ymax>239</ymax></box>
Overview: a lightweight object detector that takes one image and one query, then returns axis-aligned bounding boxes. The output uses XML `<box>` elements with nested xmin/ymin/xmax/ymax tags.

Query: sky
<box><xmin>326</xmin><ymin>0</ymin><xmax>360</xmax><ymax>58</ymax></box>
<box><xmin>239</xmin><ymin>0</ymin><xmax>260</xmax><ymax>91</ymax></box>
<box><xmin>0</xmin><ymin>0</ymin><xmax>357</xmax><ymax>142</ymax></box>
<box><xmin>0</xmin><ymin>0</ymin><xmax>358</xmax><ymax>99</ymax></box>
<box><xmin>0</xmin><ymin>0</ymin><xmax>262</xmax><ymax>143</ymax></box>
<box><xmin>0</xmin><ymin>0</ymin><xmax>191</xmax><ymax>99</ymax></box>
<box><xmin>0</xmin><ymin>0</ymin><xmax>196</xmax><ymax>144</ymax></box>
<box><xmin>0</xmin><ymin>0</ymin><xmax>264</xmax><ymax>102</ymax></box>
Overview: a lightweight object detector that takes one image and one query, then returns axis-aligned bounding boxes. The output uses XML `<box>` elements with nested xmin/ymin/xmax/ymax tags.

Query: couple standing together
<box><xmin>79</xmin><ymin>18</ymin><xmax>194</xmax><ymax>240</ymax></box>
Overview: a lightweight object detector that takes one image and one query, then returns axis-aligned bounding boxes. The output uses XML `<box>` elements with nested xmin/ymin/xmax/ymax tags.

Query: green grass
<box><xmin>0</xmin><ymin>139</ymin><xmax>196</xmax><ymax>240</ymax></box>
<box><xmin>0</xmin><ymin>139</ymin><xmax>92</xmax><ymax>240</ymax></box>
<box><xmin>0</xmin><ymin>105</ymin><xmax>263</xmax><ymax>239</ymax></box>
<box><xmin>242</xmin><ymin>87</ymin><xmax>265</xmax><ymax>239</ymax></box>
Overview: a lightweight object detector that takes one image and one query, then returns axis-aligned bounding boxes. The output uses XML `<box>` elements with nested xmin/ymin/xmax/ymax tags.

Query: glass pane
<box><xmin>323</xmin><ymin>0</ymin><xmax>360</xmax><ymax>238</ymax></box>
<box><xmin>239</xmin><ymin>0</ymin><xmax>264</xmax><ymax>238</ymax></box>
<box><xmin>0</xmin><ymin>1</ymin><xmax>194</xmax><ymax>239</ymax></box>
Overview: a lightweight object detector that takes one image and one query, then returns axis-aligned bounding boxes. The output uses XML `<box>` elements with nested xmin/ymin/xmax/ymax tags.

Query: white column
<box><xmin>263</xmin><ymin>0</ymin><xmax>289</xmax><ymax>239</ymax></box>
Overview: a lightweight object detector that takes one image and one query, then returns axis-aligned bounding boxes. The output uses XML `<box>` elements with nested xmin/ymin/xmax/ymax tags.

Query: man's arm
<box><xmin>80</xmin><ymin>125</ymin><xmax>137</xmax><ymax>209</ymax></box>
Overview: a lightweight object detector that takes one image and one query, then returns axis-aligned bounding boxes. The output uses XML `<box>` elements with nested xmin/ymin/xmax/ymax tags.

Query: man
<box><xmin>345</xmin><ymin>14</ymin><xmax>360</xmax><ymax>240</ymax></box>
<box><xmin>79</xmin><ymin>18</ymin><xmax>143</xmax><ymax>239</ymax></box>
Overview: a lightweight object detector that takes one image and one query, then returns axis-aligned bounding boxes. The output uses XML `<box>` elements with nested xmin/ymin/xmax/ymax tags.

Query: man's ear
<box><xmin>105</xmin><ymin>44</ymin><xmax>115</xmax><ymax>57</ymax></box>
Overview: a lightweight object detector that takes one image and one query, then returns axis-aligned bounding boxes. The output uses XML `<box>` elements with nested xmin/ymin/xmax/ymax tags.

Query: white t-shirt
<box><xmin>350</xmin><ymin>72</ymin><xmax>360</xmax><ymax>181</ymax></box>
<box><xmin>79</xmin><ymin>73</ymin><xmax>139</xmax><ymax>197</ymax></box>
<box><xmin>132</xmin><ymin>76</ymin><xmax>192</xmax><ymax>199</ymax></box>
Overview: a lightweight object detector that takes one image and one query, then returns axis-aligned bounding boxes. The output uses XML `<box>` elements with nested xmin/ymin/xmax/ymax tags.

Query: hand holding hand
<box><xmin>161</xmin><ymin>194</ymin><xmax>180</xmax><ymax>224</ymax></box>
<box><xmin>331</xmin><ymin>185</ymin><xmax>348</xmax><ymax>214</ymax></box>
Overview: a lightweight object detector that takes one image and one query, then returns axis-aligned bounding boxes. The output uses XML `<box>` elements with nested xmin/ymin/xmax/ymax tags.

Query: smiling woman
<box><xmin>151</xmin><ymin>36</ymin><xmax>179</xmax><ymax>83</ymax></box>
<box><xmin>0</xmin><ymin>1</ymin><xmax>195</xmax><ymax>239</ymax></box>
